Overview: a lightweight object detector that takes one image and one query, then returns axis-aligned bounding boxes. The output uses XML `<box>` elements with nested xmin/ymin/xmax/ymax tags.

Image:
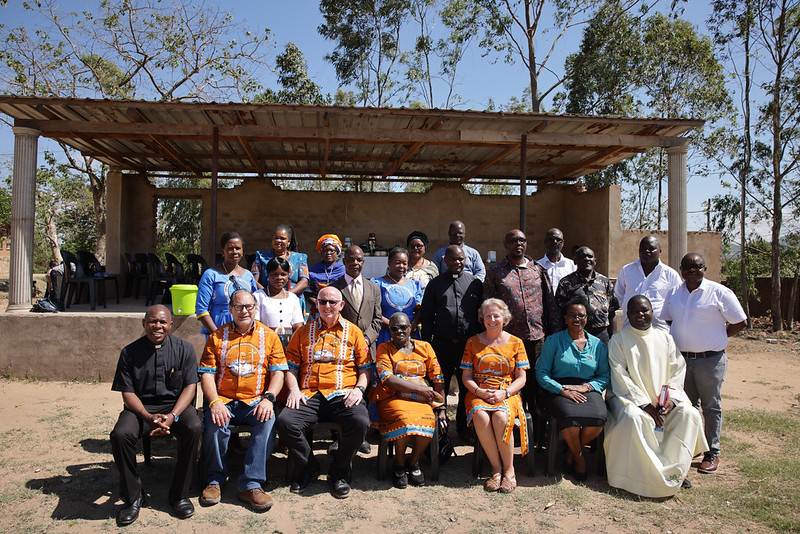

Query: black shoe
<box><xmin>116</xmin><ymin>495</ymin><xmax>145</xmax><ymax>527</ymax></box>
<box><xmin>358</xmin><ymin>439</ymin><xmax>371</xmax><ymax>455</ymax></box>
<box><xmin>329</xmin><ymin>477</ymin><xmax>351</xmax><ymax>499</ymax></box>
<box><xmin>574</xmin><ymin>470</ymin><xmax>588</xmax><ymax>482</ymax></box>
<box><xmin>407</xmin><ymin>463</ymin><xmax>425</xmax><ymax>487</ymax></box>
<box><xmin>681</xmin><ymin>478</ymin><xmax>693</xmax><ymax>489</ymax></box>
<box><xmin>290</xmin><ymin>462</ymin><xmax>321</xmax><ymax>494</ymax></box>
<box><xmin>170</xmin><ymin>498</ymin><xmax>194</xmax><ymax>519</ymax></box>
<box><xmin>327</xmin><ymin>440</ymin><xmax>339</xmax><ymax>455</ymax></box>
<box><xmin>392</xmin><ymin>468</ymin><xmax>408</xmax><ymax>489</ymax></box>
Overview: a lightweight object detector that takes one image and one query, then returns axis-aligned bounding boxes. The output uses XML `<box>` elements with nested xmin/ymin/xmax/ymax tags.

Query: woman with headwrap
<box><xmin>306</xmin><ymin>234</ymin><xmax>346</xmax><ymax>314</ymax></box>
<box><xmin>406</xmin><ymin>230</ymin><xmax>438</xmax><ymax>294</ymax></box>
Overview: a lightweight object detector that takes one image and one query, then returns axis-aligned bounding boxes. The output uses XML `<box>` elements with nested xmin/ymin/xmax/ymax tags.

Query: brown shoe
<box><xmin>698</xmin><ymin>453</ymin><xmax>719</xmax><ymax>474</ymax></box>
<box><xmin>199</xmin><ymin>484</ymin><xmax>221</xmax><ymax>506</ymax></box>
<box><xmin>238</xmin><ymin>488</ymin><xmax>274</xmax><ymax>512</ymax></box>
<box><xmin>483</xmin><ymin>472</ymin><xmax>502</xmax><ymax>492</ymax></box>
<box><xmin>499</xmin><ymin>475</ymin><xmax>517</xmax><ymax>493</ymax></box>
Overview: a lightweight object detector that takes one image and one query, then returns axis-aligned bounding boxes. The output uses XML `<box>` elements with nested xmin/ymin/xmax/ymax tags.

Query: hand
<box><xmin>285</xmin><ymin>389</ymin><xmax>308</xmax><ymax>410</ymax></box>
<box><xmin>658</xmin><ymin>399</ymin><xmax>675</xmax><ymax>416</ymax></box>
<box><xmin>483</xmin><ymin>388</ymin><xmax>505</xmax><ymax>404</ymax></box>
<box><xmin>560</xmin><ymin>388</ymin><xmax>587</xmax><ymax>403</ymax></box>
<box><xmin>344</xmin><ymin>387</ymin><xmax>363</xmax><ymax>408</ymax></box>
<box><xmin>416</xmin><ymin>384</ymin><xmax>436</xmax><ymax>402</ymax></box>
<box><xmin>562</xmin><ymin>384</ymin><xmax>591</xmax><ymax>394</ymax></box>
<box><xmin>147</xmin><ymin>412</ymin><xmax>172</xmax><ymax>433</ymax></box>
<box><xmin>209</xmin><ymin>400</ymin><xmax>231</xmax><ymax>427</ymax></box>
<box><xmin>254</xmin><ymin>399</ymin><xmax>274</xmax><ymax>422</ymax></box>
<box><xmin>642</xmin><ymin>403</ymin><xmax>665</xmax><ymax>429</ymax></box>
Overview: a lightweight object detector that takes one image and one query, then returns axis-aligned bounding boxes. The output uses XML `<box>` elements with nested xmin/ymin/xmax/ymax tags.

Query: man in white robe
<box><xmin>604</xmin><ymin>295</ymin><xmax>707</xmax><ymax>498</ymax></box>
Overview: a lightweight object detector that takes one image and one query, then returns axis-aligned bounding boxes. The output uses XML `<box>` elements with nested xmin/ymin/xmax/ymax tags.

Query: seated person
<box><xmin>373</xmin><ymin>312</ymin><xmax>445</xmax><ymax>489</ymax></box>
<box><xmin>276</xmin><ymin>286</ymin><xmax>372</xmax><ymax>499</ymax></box>
<box><xmin>199</xmin><ymin>290</ymin><xmax>287</xmax><ymax>512</ymax></box>
<box><xmin>110</xmin><ymin>305</ymin><xmax>202</xmax><ymax>526</ymax></box>
<box><xmin>604</xmin><ymin>295</ymin><xmax>707</xmax><ymax>498</ymax></box>
<box><xmin>535</xmin><ymin>297</ymin><xmax>609</xmax><ymax>481</ymax></box>
<box><xmin>461</xmin><ymin>298</ymin><xmax>529</xmax><ymax>494</ymax></box>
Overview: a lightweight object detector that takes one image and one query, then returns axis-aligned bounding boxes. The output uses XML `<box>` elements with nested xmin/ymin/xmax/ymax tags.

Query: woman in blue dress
<box><xmin>372</xmin><ymin>247</ymin><xmax>422</xmax><ymax>345</ymax></box>
<box><xmin>250</xmin><ymin>224</ymin><xmax>309</xmax><ymax>313</ymax></box>
<box><xmin>307</xmin><ymin>234</ymin><xmax>345</xmax><ymax>315</ymax></box>
<box><xmin>195</xmin><ymin>231</ymin><xmax>258</xmax><ymax>336</ymax></box>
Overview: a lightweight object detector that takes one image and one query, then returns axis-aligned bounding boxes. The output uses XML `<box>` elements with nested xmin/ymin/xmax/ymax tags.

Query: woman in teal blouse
<box><xmin>535</xmin><ymin>296</ymin><xmax>609</xmax><ymax>480</ymax></box>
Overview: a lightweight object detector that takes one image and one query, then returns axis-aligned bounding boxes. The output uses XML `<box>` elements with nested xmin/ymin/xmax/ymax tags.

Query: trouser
<box><xmin>203</xmin><ymin>400</ymin><xmax>277</xmax><ymax>491</ymax></box>
<box><xmin>521</xmin><ymin>339</ymin><xmax>544</xmax><ymax>415</ymax></box>
<box><xmin>276</xmin><ymin>392</ymin><xmax>369</xmax><ymax>482</ymax></box>
<box><xmin>431</xmin><ymin>338</ymin><xmax>468</xmax><ymax>433</ymax></box>
<box><xmin>683</xmin><ymin>351</ymin><xmax>727</xmax><ymax>455</ymax></box>
<box><xmin>110</xmin><ymin>405</ymin><xmax>202</xmax><ymax>505</ymax></box>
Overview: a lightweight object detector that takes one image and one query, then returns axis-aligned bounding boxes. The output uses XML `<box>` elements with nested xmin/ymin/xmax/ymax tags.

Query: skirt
<box><xmin>543</xmin><ymin>377</ymin><xmax>607</xmax><ymax>431</ymax></box>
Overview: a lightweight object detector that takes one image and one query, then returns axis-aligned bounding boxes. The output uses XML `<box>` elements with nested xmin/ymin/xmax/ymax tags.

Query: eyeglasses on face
<box><xmin>390</xmin><ymin>325</ymin><xmax>411</xmax><ymax>332</ymax></box>
<box><xmin>681</xmin><ymin>263</ymin><xmax>705</xmax><ymax>270</ymax></box>
<box><xmin>318</xmin><ymin>299</ymin><xmax>341</xmax><ymax>306</ymax></box>
<box><xmin>232</xmin><ymin>304</ymin><xmax>255</xmax><ymax>312</ymax></box>
<box><xmin>566</xmin><ymin>313</ymin><xmax>587</xmax><ymax>320</ymax></box>
<box><xmin>507</xmin><ymin>237</ymin><xmax>527</xmax><ymax>244</ymax></box>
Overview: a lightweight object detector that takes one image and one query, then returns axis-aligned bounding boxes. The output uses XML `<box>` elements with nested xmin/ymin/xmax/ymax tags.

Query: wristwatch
<box><xmin>171</xmin><ymin>412</ymin><xmax>180</xmax><ymax>422</ymax></box>
<box><xmin>356</xmin><ymin>385</ymin><xmax>366</xmax><ymax>394</ymax></box>
<box><xmin>262</xmin><ymin>392</ymin><xmax>277</xmax><ymax>403</ymax></box>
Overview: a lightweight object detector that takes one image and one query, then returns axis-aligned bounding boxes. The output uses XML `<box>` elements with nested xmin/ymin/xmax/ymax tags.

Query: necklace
<box><xmin>387</xmin><ymin>273</ymin><xmax>403</xmax><ymax>284</ymax></box>
<box><xmin>222</xmin><ymin>261</ymin><xmax>237</xmax><ymax>275</ymax></box>
<box><xmin>268</xmin><ymin>287</ymin><xmax>286</xmax><ymax>299</ymax></box>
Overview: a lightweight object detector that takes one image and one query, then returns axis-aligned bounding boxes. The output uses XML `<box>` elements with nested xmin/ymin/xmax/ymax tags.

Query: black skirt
<box><xmin>543</xmin><ymin>377</ymin><xmax>608</xmax><ymax>430</ymax></box>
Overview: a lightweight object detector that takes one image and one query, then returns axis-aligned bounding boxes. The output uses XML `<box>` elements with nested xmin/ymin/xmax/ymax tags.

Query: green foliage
<box><xmin>254</xmin><ymin>43</ymin><xmax>326</xmax><ymax>105</ymax></box>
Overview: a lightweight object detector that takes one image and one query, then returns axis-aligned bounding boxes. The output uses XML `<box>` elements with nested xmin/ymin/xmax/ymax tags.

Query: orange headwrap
<box><xmin>316</xmin><ymin>234</ymin><xmax>342</xmax><ymax>254</ymax></box>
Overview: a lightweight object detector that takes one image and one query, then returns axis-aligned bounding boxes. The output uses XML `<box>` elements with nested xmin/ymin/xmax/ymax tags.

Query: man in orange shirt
<box><xmin>276</xmin><ymin>286</ymin><xmax>372</xmax><ymax>499</ymax></box>
<box><xmin>198</xmin><ymin>290</ymin><xmax>286</xmax><ymax>512</ymax></box>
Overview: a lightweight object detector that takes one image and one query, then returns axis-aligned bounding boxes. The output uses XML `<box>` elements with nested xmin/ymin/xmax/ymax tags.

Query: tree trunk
<box><xmin>525</xmin><ymin>0</ymin><xmax>539</xmax><ymax>112</ymax></box>
<box><xmin>769</xmin><ymin>0</ymin><xmax>786</xmax><ymax>332</ymax></box>
<box><xmin>740</xmin><ymin>1</ymin><xmax>752</xmax><ymax>326</ymax></box>
<box><xmin>44</xmin><ymin>216</ymin><xmax>62</xmax><ymax>264</ymax></box>
<box><xmin>788</xmin><ymin>264</ymin><xmax>799</xmax><ymax>330</ymax></box>
<box><xmin>92</xmin><ymin>181</ymin><xmax>107</xmax><ymax>265</ymax></box>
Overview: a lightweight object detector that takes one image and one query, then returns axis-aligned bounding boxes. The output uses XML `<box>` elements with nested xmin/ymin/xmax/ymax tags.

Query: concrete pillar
<box><xmin>7</xmin><ymin>127</ymin><xmax>40</xmax><ymax>312</ymax></box>
<box><xmin>667</xmin><ymin>145</ymin><xmax>688</xmax><ymax>270</ymax></box>
<box><xmin>106</xmin><ymin>169</ymin><xmax>123</xmax><ymax>275</ymax></box>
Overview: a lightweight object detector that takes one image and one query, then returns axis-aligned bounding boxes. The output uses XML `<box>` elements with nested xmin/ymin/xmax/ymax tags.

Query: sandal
<box><xmin>483</xmin><ymin>472</ymin><xmax>502</xmax><ymax>492</ymax></box>
<box><xmin>499</xmin><ymin>475</ymin><xmax>517</xmax><ymax>493</ymax></box>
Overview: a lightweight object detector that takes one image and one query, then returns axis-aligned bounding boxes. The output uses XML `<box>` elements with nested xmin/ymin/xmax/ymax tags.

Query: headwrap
<box><xmin>406</xmin><ymin>230</ymin><xmax>429</xmax><ymax>248</ymax></box>
<box><xmin>316</xmin><ymin>234</ymin><xmax>342</xmax><ymax>254</ymax></box>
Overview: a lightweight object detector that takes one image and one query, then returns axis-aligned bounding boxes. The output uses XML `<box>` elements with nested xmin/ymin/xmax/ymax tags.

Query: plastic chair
<box><xmin>544</xmin><ymin>414</ymin><xmax>605</xmax><ymax>478</ymax></box>
<box><xmin>377</xmin><ymin>421</ymin><xmax>440</xmax><ymax>482</ymax></box>
<box><xmin>472</xmin><ymin>410</ymin><xmax>535</xmax><ymax>478</ymax></box>
<box><xmin>186</xmin><ymin>254</ymin><xmax>209</xmax><ymax>285</ymax></box>
<box><xmin>164</xmin><ymin>253</ymin><xmax>189</xmax><ymax>283</ymax></box>
<box><xmin>77</xmin><ymin>250</ymin><xmax>120</xmax><ymax>306</ymax></box>
<box><xmin>60</xmin><ymin>250</ymin><xmax>106</xmax><ymax>310</ymax></box>
<box><xmin>284</xmin><ymin>421</ymin><xmax>345</xmax><ymax>482</ymax></box>
<box><xmin>145</xmin><ymin>253</ymin><xmax>176</xmax><ymax>306</ymax></box>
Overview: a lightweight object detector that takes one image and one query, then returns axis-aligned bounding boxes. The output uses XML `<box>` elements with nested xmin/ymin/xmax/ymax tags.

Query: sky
<box><xmin>0</xmin><ymin>0</ymin><xmax>739</xmax><ymax>233</ymax></box>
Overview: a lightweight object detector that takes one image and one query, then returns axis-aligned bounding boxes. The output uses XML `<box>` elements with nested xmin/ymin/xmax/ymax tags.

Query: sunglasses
<box><xmin>390</xmin><ymin>325</ymin><xmax>411</xmax><ymax>332</ymax></box>
<box><xmin>318</xmin><ymin>299</ymin><xmax>341</xmax><ymax>306</ymax></box>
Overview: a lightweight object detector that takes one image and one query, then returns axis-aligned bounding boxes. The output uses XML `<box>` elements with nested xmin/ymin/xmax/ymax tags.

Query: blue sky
<box><xmin>0</xmin><ymin>1</ymin><xmax>735</xmax><ymax>232</ymax></box>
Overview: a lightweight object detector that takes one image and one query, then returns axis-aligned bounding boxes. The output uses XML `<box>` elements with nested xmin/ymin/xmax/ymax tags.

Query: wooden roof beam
<box><xmin>461</xmin><ymin>145</ymin><xmax>520</xmax><ymax>182</ymax></box>
<box><xmin>320</xmin><ymin>138</ymin><xmax>330</xmax><ymax>179</ymax></box>
<box><xmin>382</xmin><ymin>141</ymin><xmax>423</xmax><ymax>178</ymax></box>
<box><xmin>540</xmin><ymin>146</ymin><xmax>629</xmax><ymax>183</ymax></box>
<box><xmin>147</xmin><ymin>135</ymin><xmax>199</xmax><ymax>174</ymax></box>
<box><xmin>237</xmin><ymin>136</ymin><xmax>265</xmax><ymax>176</ymax></box>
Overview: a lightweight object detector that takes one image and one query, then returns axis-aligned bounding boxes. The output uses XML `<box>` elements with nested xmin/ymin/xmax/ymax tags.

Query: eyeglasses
<box><xmin>681</xmin><ymin>263</ymin><xmax>705</xmax><ymax>271</ymax></box>
<box><xmin>318</xmin><ymin>299</ymin><xmax>341</xmax><ymax>306</ymax></box>
<box><xmin>507</xmin><ymin>238</ymin><xmax>527</xmax><ymax>244</ymax></box>
<box><xmin>566</xmin><ymin>313</ymin><xmax>587</xmax><ymax>319</ymax></box>
<box><xmin>390</xmin><ymin>325</ymin><xmax>411</xmax><ymax>332</ymax></box>
<box><xmin>232</xmin><ymin>304</ymin><xmax>255</xmax><ymax>312</ymax></box>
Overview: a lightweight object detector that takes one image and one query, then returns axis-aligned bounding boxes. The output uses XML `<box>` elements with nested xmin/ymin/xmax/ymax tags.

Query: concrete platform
<box><xmin>0</xmin><ymin>296</ymin><xmax>206</xmax><ymax>381</ymax></box>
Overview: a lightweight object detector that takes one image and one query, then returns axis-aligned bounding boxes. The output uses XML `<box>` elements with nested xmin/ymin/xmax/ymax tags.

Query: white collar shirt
<box><xmin>660</xmin><ymin>278</ymin><xmax>747</xmax><ymax>352</ymax></box>
<box><xmin>537</xmin><ymin>254</ymin><xmax>576</xmax><ymax>294</ymax></box>
<box><xmin>614</xmin><ymin>259</ymin><xmax>682</xmax><ymax>332</ymax></box>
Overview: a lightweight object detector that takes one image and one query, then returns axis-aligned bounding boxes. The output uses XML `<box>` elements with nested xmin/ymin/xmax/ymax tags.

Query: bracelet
<box><xmin>209</xmin><ymin>398</ymin><xmax>223</xmax><ymax>408</ymax></box>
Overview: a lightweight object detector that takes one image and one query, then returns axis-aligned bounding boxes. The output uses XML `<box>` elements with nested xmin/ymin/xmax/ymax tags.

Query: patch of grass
<box><xmin>241</xmin><ymin>513</ymin><xmax>270</xmax><ymax>533</ymax></box>
<box><xmin>726</xmin><ymin>409</ymin><xmax>800</xmax><ymax>442</ymax></box>
<box><xmin>195</xmin><ymin>507</ymin><xmax>233</xmax><ymax>526</ymax></box>
<box><xmin>0</xmin><ymin>485</ymin><xmax>42</xmax><ymax>505</ymax></box>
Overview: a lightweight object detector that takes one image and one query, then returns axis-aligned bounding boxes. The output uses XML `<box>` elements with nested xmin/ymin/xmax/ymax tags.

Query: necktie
<box><xmin>351</xmin><ymin>279</ymin><xmax>362</xmax><ymax>310</ymax></box>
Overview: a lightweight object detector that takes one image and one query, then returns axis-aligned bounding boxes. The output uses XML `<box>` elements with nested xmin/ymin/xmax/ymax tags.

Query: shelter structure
<box><xmin>0</xmin><ymin>96</ymin><xmax>703</xmax><ymax>311</ymax></box>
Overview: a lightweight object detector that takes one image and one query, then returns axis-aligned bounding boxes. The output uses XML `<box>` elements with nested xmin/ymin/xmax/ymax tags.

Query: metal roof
<box><xmin>0</xmin><ymin>96</ymin><xmax>704</xmax><ymax>185</ymax></box>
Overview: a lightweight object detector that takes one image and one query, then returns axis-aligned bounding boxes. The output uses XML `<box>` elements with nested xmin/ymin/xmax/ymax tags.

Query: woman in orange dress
<box><xmin>374</xmin><ymin>312</ymin><xmax>445</xmax><ymax>489</ymax></box>
<box><xmin>461</xmin><ymin>298</ymin><xmax>529</xmax><ymax>493</ymax></box>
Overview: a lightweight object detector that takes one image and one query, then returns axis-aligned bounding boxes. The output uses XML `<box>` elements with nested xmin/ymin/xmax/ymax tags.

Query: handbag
<box><xmin>430</xmin><ymin>413</ymin><xmax>456</xmax><ymax>464</ymax></box>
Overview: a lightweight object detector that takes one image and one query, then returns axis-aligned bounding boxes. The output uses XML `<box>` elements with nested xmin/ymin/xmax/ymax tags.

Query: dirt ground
<box><xmin>0</xmin><ymin>331</ymin><xmax>798</xmax><ymax>533</ymax></box>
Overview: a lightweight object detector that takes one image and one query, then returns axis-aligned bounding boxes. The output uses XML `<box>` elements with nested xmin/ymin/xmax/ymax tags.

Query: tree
<box><xmin>0</xmin><ymin>0</ymin><xmax>271</xmax><ymax>262</ymax></box>
<box><xmin>318</xmin><ymin>0</ymin><xmax>412</xmax><ymax>106</ymax></box>
<box><xmin>255</xmin><ymin>43</ymin><xmax>326</xmax><ymax>105</ymax></box>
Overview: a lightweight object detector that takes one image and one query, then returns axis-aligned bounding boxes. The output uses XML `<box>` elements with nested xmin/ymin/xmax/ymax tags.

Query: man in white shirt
<box><xmin>661</xmin><ymin>253</ymin><xmax>747</xmax><ymax>475</ymax></box>
<box><xmin>537</xmin><ymin>228</ymin><xmax>576</xmax><ymax>294</ymax></box>
<box><xmin>614</xmin><ymin>235</ymin><xmax>682</xmax><ymax>331</ymax></box>
<box><xmin>432</xmin><ymin>220</ymin><xmax>486</xmax><ymax>281</ymax></box>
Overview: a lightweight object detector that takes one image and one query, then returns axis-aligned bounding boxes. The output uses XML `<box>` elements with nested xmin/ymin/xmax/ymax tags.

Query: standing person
<box><xmin>374</xmin><ymin>312</ymin><xmax>445</xmax><ymax>489</ymax></box>
<box><xmin>661</xmin><ymin>253</ymin><xmax>747</xmax><ymax>474</ymax></box>
<box><xmin>537</xmin><ymin>228</ymin><xmax>576</xmax><ymax>294</ymax></box>
<box><xmin>195</xmin><ymin>231</ymin><xmax>258</xmax><ymax>335</ymax></box>
<box><xmin>199</xmin><ymin>290</ymin><xmax>287</xmax><ymax>512</ymax></box>
<box><xmin>484</xmin><ymin>229</ymin><xmax>558</xmax><ymax>413</ymax></box>
<box><xmin>432</xmin><ymin>220</ymin><xmax>486</xmax><ymax>281</ymax></box>
<box><xmin>307</xmin><ymin>234</ymin><xmax>346</xmax><ymax>314</ymax></box>
<box><xmin>555</xmin><ymin>246</ymin><xmax>619</xmax><ymax>344</ymax></box>
<box><xmin>615</xmin><ymin>235</ymin><xmax>682</xmax><ymax>332</ymax></box>
<box><xmin>406</xmin><ymin>230</ymin><xmax>439</xmax><ymax>293</ymax></box>
<box><xmin>250</xmin><ymin>224</ymin><xmax>309</xmax><ymax>312</ymax></box>
<box><xmin>331</xmin><ymin>245</ymin><xmax>383</xmax><ymax>351</ymax></box>
<box><xmin>372</xmin><ymin>247</ymin><xmax>422</xmax><ymax>345</ymax></box>
<box><xmin>253</xmin><ymin>257</ymin><xmax>305</xmax><ymax>347</ymax></box>
<box><xmin>110</xmin><ymin>305</ymin><xmax>202</xmax><ymax>526</ymax></box>
<box><xmin>604</xmin><ymin>296</ymin><xmax>707</xmax><ymax>498</ymax></box>
<box><xmin>276</xmin><ymin>286</ymin><xmax>372</xmax><ymax>499</ymax></box>
<box><xmin>420</xmin><ymin>244</ymin><xmax>483</xmax><ymax>440</ymax></box>
<box><xmin>461</xmin><ymin>299</ymin><xmax>529</xmax><ymax>493</ymax></box>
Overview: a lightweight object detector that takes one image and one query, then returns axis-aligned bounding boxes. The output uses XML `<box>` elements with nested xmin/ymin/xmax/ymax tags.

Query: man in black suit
<box><xmin>331</xmin><ymin>245</ymin><xmax>383</xmax><ymax>352</ymax></box>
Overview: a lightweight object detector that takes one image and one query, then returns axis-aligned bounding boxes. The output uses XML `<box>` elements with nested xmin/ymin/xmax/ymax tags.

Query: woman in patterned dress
<box><xmin>405</xmin><ymin>230</ymin><xmax>438</xmax><ymax>294</ymax></box>
<box><xmin>374</xmin><ymin>312</ymin><xmax>445</xmax><ymax>488</ymax></box>
<box><xmin>195</xmin><ymin>231</ymin><xmax>258</xmax><ymax>336</ymax></box>
<box><xmin>461</xmin><ymin>298</ymin><xmax>529</xmax><ymax>493</ymax></box>
<box><xmin>250</xmin><ymin>224</ymin><xmax>309</xmax><ymax>312</ymax></box>
<box><xmin>307</xmin><ymin>234</ymin><xmax>345</xmax><ymax>315</ymax></box>
<box><xmin>372</xmin><ymin>247</ymin><xmax>422</xmax><ymax>345</ymax></box>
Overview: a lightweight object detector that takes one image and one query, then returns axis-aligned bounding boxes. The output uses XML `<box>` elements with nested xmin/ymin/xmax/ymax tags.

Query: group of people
<box><xmin>108</xmin><ymin>222</ymin><xmax>747</xmax><ymax>526</ymax></box>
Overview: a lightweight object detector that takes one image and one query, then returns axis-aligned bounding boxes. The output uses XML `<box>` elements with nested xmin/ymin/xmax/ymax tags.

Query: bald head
<box><xmin>448</xmin><ymin>220</ymin><xmax>465</xmax><ymax>246</ymax></box>
<box><xmin>639</xmin><ymin>236</ymin><xmax>662</xmax><ymax>267</ymax></box>
<box><xmin>143</xmin><ymin>305</ymin><xmax>172</xmax><ymax>345</ymax></box>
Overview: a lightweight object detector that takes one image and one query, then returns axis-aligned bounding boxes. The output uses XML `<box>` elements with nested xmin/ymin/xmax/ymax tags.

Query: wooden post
<box><xmin>520</xmin><ymin>135</ymin><xmax>527</xmax><ymax>233</ymax></box>
<box><xmin>210</xmin><ymin>127</ymin><xmax>219</xmax><ymax>265</ymax></box>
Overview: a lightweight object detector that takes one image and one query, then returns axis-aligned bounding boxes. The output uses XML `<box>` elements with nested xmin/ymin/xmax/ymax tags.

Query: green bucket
<box><xmin>170</xmin><ymin>284</ymin><xmax>198</xmax><ymax>316</ymax></box>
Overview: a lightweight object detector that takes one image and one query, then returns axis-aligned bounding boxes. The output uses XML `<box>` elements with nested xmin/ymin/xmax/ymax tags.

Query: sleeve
<box><xmin>432</xmin><ymin>247</ymin><xmax>445</xmax><ymax>273</ymax></box>
<box><xmin>285</xmin><ymin>327</ymin><xmax>303</xmax><ymax>371</ymax></box>
<box><xmin>586</xmin><ymin>340</ymin><xmax>609</xmax><ymax>393</ymax></box>
<box><xmin>111</xmin><ymin>347</ymin><xmax>135</xmax><ymax>393</ymax></box>
<box><xmin>250</xmin><ymin>253</ymin><xmax>263</xmax><ymax>285</ymax></box>
<box><xmin>719</xmin><ymin>286</ymin><xmax>748</xmax><ymax>324</ymax></box>
<box><xmin>195</xmin><ymin>269</ymin><xmax>215</xmax><ymax>318</ymax></box>
<box><xmin>366</xmin><ymin>283</ymin><xmax>383</xmax><ymax>344</ymax></box>
<box><xmin>375</xmin><ymin>343</ymin><xmax>394</xmax><ymax>383</ymax></box>
<box><xmin>538</xmin><ymin>264</ymin><xmax>560</xmax><ymax>334</ymax></box>
<box><xmin>483</xmin><ymin>266</ymin><xmax>497</xmax><ymax>300</ymax></box>
<box><xmin>666</xmin><ymin>334</ymin><xmax>690</xmax><ymax>404</ymax></box>
<box><xmin>179</xmin><ymin>339</ymin><xmax>200</xmax><ymax>385</ymax></box>
<box><xmin>534</xmin><ymin>335</ymin><xmax>563</xmax><ymax>394</ymax></box>
<box><xmin>267</xmin><ymin>332</ymin><xmax>289</xmax><ymax>372</ymax></box>
<box><xmin>246</xmin><ymin>269</ymin><xmax>258</xmax><ymax>293</ymax></box>
<box><xmin>352</xmin><ymin>327</ymin><xmax>372</xmax><ymax>371</ymax></box>
<box><xmin>460</xmin><ymin>338</ymin><xmax>475</xmax><ymax>371</ymax></box>
<box><xmin>254</xmin><ymin>289</ymin><xmax>268</xmax><ymax>324</ymax></box>
<box><xmin>514</xmin><ymin>338</ymin><xmax>530</xmax><ymax>369</ymax></box>
<box><xmin>424</xmin><ymin>343</ymin><xmax>444</xmax><ymax>384</ymax></box>
<box><xmin>198</xmin><ymin>334</ymin><xmax>220</xmax><ymax>374</ymax></box>
<box><xmin>607</xmin><ymin>334</ymin><xmax>651</xmax><ymax>407</ymax></box>
<box><xmin>607</xmin><ymin>278</ymin><xmax>620</xmax><ymax>326</ymax></box>
<box><xmin>420</xmin><ymin>279</ymin><xmax>436</xmax><ymax>341</ymax></box>
<box><xmin>296</xmin><ymin>253</ymin><xmax>310</xmax><ymax>280</ymax></box>
<box><xmin>614</xmin><ymin>266</ymin><xmax>627</xmax><ymax>302</ymax></box>
<box><xmin>289</xmin><ymin>294</ymin><xmax>304</xmax><ymax>325</ymax></box>
<box><xmin>554</xmin><ymin>278</ymin><xmax>569</xmax><ymax>330</ymax></box>
<box><xmin>472</xmin><ymin>249</ymin><xmax>486</xmax><ymax>281</ymax></box>
<box><xmin>660</xmin><ymin>288</ymin><xmax>675</xmax><ymax>322</ymax></box>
